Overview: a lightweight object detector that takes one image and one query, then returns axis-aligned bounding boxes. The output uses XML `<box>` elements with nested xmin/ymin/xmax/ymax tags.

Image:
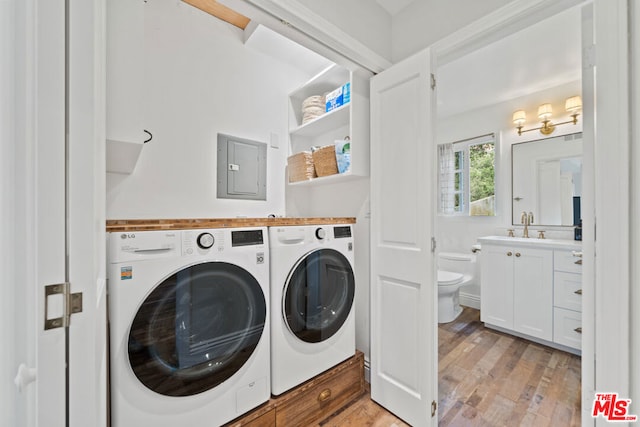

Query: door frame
<box><xmin>431</xmin><ymin>1</ymin><xmax>630</xmax><ymax>424</ymax></box>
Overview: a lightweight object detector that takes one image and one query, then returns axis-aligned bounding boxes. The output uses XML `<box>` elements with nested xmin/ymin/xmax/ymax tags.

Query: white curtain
<box><xmin>438</xmin><ymin>143</ymin><xmax>455</xmax><ymax>214</ymax></box>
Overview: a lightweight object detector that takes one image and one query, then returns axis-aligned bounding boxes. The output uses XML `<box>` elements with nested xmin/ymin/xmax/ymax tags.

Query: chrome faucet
<box><xmin>521</xmin><ymin>211</ymin><xmax>534</xmax><ymax>238</ymax></box>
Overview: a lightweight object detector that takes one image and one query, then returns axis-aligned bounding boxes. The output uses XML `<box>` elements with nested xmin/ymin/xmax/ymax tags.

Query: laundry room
<box><xmin>4</xmin><ymin>0</ymin><xmax>638</xmax><ymax>427</ymax></box>
<box><xmin>105</xmin><ymin>1</ymin><xmax>370</xmax><ymax>425</ymax></box>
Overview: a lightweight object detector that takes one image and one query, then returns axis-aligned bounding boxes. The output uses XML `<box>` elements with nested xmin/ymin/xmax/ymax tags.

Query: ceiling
<box><xmin>244</xmin><ymin>24</ymin><xmax>335</xmax><ymax>77</ymax></box>
<box><xmin>242</xmin><ymin>2</ymin><xmax>582</xmax><ymax>121</ymax></box>
<box><xmin>375</xmin><ymin>0</ymin><xmax>416</xmax><ymax>16</ymax></box>
<box><xmin>437</xmin><ymin>6</ymin><xmax>582</xmax><ymax>118</ymax></box>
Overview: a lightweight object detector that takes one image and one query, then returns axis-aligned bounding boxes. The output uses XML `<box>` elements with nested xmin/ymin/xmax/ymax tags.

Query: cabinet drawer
<box><xmin>275</xmin><ymin>354</ymin><xmax>364</xmax><ymax>426</ymax></box>
<box><xmin>553</xmin><ymin>307</ymin><xmax>582</xmax><ymax>350</ymax></box>
<box><xmin>554</xmin><ymin>271</ymin><xmax>583</xmax><ymax>312</ymax></box>
<box><xmin>554</xmin><ymin>250</ymin><xmax>582</xmax><ymax>273</ymax></box>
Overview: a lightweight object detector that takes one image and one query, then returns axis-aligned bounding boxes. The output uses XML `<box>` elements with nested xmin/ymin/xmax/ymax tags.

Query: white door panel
<box><xmin>378</xmin><ymin>278</ymin><xmax>421</xmax><ymax>389</ymax></box>
<box><xmin>35</xmin><ymin>0</ymin><xmax>67</xmax><ymax>425</ymax></box>
<box><xmin>11</xmin><ymin>0</ymin><xmax>107</xmax><ymax>426</ymax></box>
<box><xmin>67</xmin><ymin>0</ymin><xmax>107</xmax><ymax>424</ymax></box>
<box><xmin>370</xmin><ymin>49</ymin><xmax>436</xmax><ymax>427</ymax></box>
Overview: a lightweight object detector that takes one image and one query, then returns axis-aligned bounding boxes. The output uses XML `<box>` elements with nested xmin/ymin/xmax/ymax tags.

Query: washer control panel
<box><xmin>181</xmin><ymin>228</ymin><xmax>266</xmax><ymax>256</ymax></box>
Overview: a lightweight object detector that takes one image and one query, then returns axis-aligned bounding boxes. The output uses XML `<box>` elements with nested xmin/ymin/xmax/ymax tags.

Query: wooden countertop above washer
<box><xmin>106</xmin><ymin>217</ymin><xmax>356</xmax><ymax>232</ymax></box>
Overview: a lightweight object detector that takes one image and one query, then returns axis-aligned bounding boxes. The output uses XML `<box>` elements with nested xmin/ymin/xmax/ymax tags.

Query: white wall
<box><xmin>391</xmin><ymin>0</ymin><xmax>513</xmax><ymax>63</ymax></box>
<box><xmin>437</xmin><ymin>80</ymin><xmax>582</xmax><ymax>301</ymax></box>
<box><xmin>106</xmin><ymin>0</ymin><xmax>311</xmax><ymax>219</ymax></box>
<box><xmin>296</xmin><ymin>0</ymin><xmax>392</xmax><ymax>62</ymax></box>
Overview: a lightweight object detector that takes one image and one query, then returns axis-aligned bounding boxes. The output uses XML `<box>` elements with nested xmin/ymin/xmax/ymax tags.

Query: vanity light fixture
<box><xmin>513</xmin><ymin>95</ymin><xmax>582</xmax><ymax>136</ymax></box>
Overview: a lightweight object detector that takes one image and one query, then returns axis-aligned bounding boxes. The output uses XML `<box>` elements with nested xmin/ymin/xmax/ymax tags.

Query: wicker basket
<box><xmin>312</xmin><ymin>145</ymin><xmax>339</xmax><ymax>177</ymax></box>
<box><xmin>287</xmin><ymin>151</ymin><xmax>316</xmax><ymax>182</ymax></box>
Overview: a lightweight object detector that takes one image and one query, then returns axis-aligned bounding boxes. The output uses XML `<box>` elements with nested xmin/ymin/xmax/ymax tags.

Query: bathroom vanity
<box><xmin>478</xmin><ymin>236</ymin><xmax>582</xmax><ymax>354</ymax></box>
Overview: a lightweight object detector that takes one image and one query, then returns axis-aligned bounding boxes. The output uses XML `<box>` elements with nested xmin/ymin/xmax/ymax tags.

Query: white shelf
<box><xmin>290</xmin><ymin>104</ymin><xmax>350</xmax><ymax>137</ymax></box>
<box><xmin>106</xmin><ymin>139</ymin><xmax>143</xmax><ymax>174</ymax></box>
<box><xmin>286</xmin><ymin>65</ymin><xmax>372</xmax><ymax>186</ymax></box>
<box><xmin>289</xmin><ymin>65</ymin><xmax>350</xmax><ymax>102</ymax></box>
<box><xmin>288</xmin><ymin>171</ymin><xmax>364</xmax><ymax>187</ymax></box>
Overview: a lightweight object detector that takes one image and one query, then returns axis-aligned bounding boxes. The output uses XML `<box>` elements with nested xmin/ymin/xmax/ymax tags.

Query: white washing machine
<box><xmin>108</xmin><ymin>227</ymin><xmax>270</xmax><ymax>427</ymax></box>
<box><xmin>269</xmin><ymin>224</ymin><xmax>356</xmax><ymax>395</ymax></box>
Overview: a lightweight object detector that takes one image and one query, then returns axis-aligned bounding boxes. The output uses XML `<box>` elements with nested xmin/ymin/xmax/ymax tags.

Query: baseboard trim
<box><xmin>364</xmin><ymin>357</ymin><xmax>370</xmax><ymax>383</ymax></box>
<box><xmin>459</xmin><ymin>292</ymin><xmax>480</xmax><ymax>310</ymax></box>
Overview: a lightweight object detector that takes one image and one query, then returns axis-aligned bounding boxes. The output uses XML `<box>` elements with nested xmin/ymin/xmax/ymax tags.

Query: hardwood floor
<box><xmin>438</xmin><ymin>307</ymin><xmax>581</xmax><ymax>426</ymax></box>
<box><xmin>321</xmin><ymin>307</ymin><xmax>581</xmax><ymax>426</ymax></box>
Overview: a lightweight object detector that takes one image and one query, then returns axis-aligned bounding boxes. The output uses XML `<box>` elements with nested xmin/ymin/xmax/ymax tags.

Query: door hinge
<box><xmin>44</xmin><ymin>283</ymin><xmax>83</xmax><ymax>330</ymax></box>
<box><xmin>430</xmin><ymin>73</ymin><xmax>436</xmax><ymax>90</ymax></box>
<box><xmin>431</xmin><ymin>237</ymin><xmax>437</xmax><ymax>253</ymax></box>
<box><xmin>431</xmin><ymin>400</ymin><xmax>437</xmax><ymax>417</ymax></box>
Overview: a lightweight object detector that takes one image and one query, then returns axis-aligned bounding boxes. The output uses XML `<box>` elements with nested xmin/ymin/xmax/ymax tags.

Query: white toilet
<box><xmin>437</xmin><ymin>252</ymin><xmax>477</xmax><ymax>323</ymax></box>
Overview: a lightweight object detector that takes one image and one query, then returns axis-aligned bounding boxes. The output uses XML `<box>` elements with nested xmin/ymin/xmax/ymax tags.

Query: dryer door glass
<box><xmin>284</xmin><ymin>248</ymin><xmax>355</xmax><ymax>343</ymax></box>
<box><xmin>128</xmin><ymin>262</ymin><xmax>266</xmax><ymax>397</ymax></box>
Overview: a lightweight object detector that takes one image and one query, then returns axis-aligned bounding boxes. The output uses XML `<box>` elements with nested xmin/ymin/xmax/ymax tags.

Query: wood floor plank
<box><xmin>321</xmin><ymin>307</ymin><xmax>581</xmax><ymax>426</ymax></box>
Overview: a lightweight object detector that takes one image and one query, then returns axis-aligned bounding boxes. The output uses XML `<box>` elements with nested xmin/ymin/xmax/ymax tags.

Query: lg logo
<box><xmin>120</xmin><ymin>233</ymin><xmax>136</xmax><ymax>239</ymax></box>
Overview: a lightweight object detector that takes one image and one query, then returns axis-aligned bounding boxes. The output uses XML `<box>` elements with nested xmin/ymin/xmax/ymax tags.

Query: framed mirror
<box><xmin>512</xmin><ymin>132</ymin><xmax>582</xmax><ymax>226</ymax></box>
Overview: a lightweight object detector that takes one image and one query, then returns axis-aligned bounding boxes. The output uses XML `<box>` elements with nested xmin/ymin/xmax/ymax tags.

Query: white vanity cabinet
<box><xmin>480</xmin><ymin>244</ymin><xmax>553</xmax><ymax>341</ymax></box>
<box><xmin>479</xmin><ymin>236</ymin><xmax>582</xmax><ymax>354</ymax></box>
<box><xmin>553</xmin><ymin>250</ymin><xmax>583</xmax><ymax>350</ymax></box>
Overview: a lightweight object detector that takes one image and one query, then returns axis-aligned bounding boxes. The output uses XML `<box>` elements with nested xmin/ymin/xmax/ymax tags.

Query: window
<box><xmin>438</xmin><ymin>134</ymin><xmax>496</xmax><ymax>216</ymax></box>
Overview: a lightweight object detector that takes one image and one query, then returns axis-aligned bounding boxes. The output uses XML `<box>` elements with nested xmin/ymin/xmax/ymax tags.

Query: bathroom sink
<box><xmin>478</xmin><ymin>235</ymin><xmax>582</xmax><ymax>250</ymax></box>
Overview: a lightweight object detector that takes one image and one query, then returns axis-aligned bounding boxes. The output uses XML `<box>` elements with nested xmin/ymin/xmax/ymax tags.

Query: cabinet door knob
<box><xmin>574</xmin><ymin>289</ymin><xmax>583</xmax><ymax>295</ymax></box>
<box><xmin>506</xmin><ymin>251</ymin><xmax>512</xmax><ymax>256</ymax></box>
<box><xmin>318</xmin><ymin>388</ymin><xmax>332</xmax><ymax>402</ymax></box>
<box><xmin>574</xmin><ymin>259</ymin><xmax>583</xmax><ymax>265</ymax></box>
<box><xmin>574</xmin><ymin>327</ymin><xmax>583</xmax><ymax>334</ymax></box>
<box><xmin>515</xmin><ymin>252</ymin><xmax>521</xmax><ymax>257</ymax></box>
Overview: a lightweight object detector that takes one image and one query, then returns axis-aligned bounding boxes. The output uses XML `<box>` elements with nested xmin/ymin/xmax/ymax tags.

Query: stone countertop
<box><xmin>106</xmin><ymin>217</ymin><xmax>356</xmax><ymax>232</ymax></box>
<box><xmin>478</xmin><ymin>235</ymin><xmax>582</xmax><ymax>251</ymax></box>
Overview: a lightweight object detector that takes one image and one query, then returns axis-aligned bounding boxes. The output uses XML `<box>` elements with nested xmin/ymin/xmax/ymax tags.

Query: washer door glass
<box><xmin>284</xmin><ymin>248</ymin><xmax>355</xmax><ymax>343</ymax></box>
<box><xmin>128</xmin><ymin>262</ymin><xmax>266</xmax><ymax>397</ymax></box>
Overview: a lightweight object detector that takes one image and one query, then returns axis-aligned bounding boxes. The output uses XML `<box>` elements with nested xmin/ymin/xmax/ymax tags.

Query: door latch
<box><xmin>44</xmin><ymin>283</ymin><xmax>83</xmax><ymax>330</ymax></box>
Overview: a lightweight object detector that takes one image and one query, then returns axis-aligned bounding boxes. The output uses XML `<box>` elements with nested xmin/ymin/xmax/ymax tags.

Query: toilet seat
<box><xmin>438</xmin><ymin>270</ymin><xmax>463</xmax><ymax>286</ymax></box>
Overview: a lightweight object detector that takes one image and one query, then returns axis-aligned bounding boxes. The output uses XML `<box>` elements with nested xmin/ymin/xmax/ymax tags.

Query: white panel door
<box><xmin>10</xmin><ymin>1</ymin><xmax>107</xmax><ymax>426</ymax></box>
<box><xmin>67</xmin><ymin>0</ymin><xmax>107</xmax><ymax>425</ymax></box>
<box><xmin>370</xmin><ymin>49</ymin><xmax>437</xmax><ymax>427</ymax></box>
<box><xmin>34</xmin><ymin>0</ymin><xmax>67</xmax><ymax>425</ymax></box>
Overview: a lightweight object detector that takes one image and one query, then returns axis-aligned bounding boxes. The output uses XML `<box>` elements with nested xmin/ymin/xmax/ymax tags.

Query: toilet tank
<box><xmin>438</xmin><ymin>252</ymin><xmax>478</xmax><ymax>286</ymax></box>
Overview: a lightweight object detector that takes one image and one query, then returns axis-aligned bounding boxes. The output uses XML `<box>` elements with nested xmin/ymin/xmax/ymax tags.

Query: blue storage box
<box><xmin>325</xmin><ymin>82</ymin><xmax>351</xmax><ymax>113</ymax></box>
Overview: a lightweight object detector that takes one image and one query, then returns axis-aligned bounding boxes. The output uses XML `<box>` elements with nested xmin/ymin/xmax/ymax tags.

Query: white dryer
<box><xmin>108</xmin><ymin>227</ymin><xmax>269</xmax><ymax>427</ymax></box>
<box><xmin>269</xmin><ymin>224</ymin><xmax>356</xmax><ymax>395</ymax></box>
